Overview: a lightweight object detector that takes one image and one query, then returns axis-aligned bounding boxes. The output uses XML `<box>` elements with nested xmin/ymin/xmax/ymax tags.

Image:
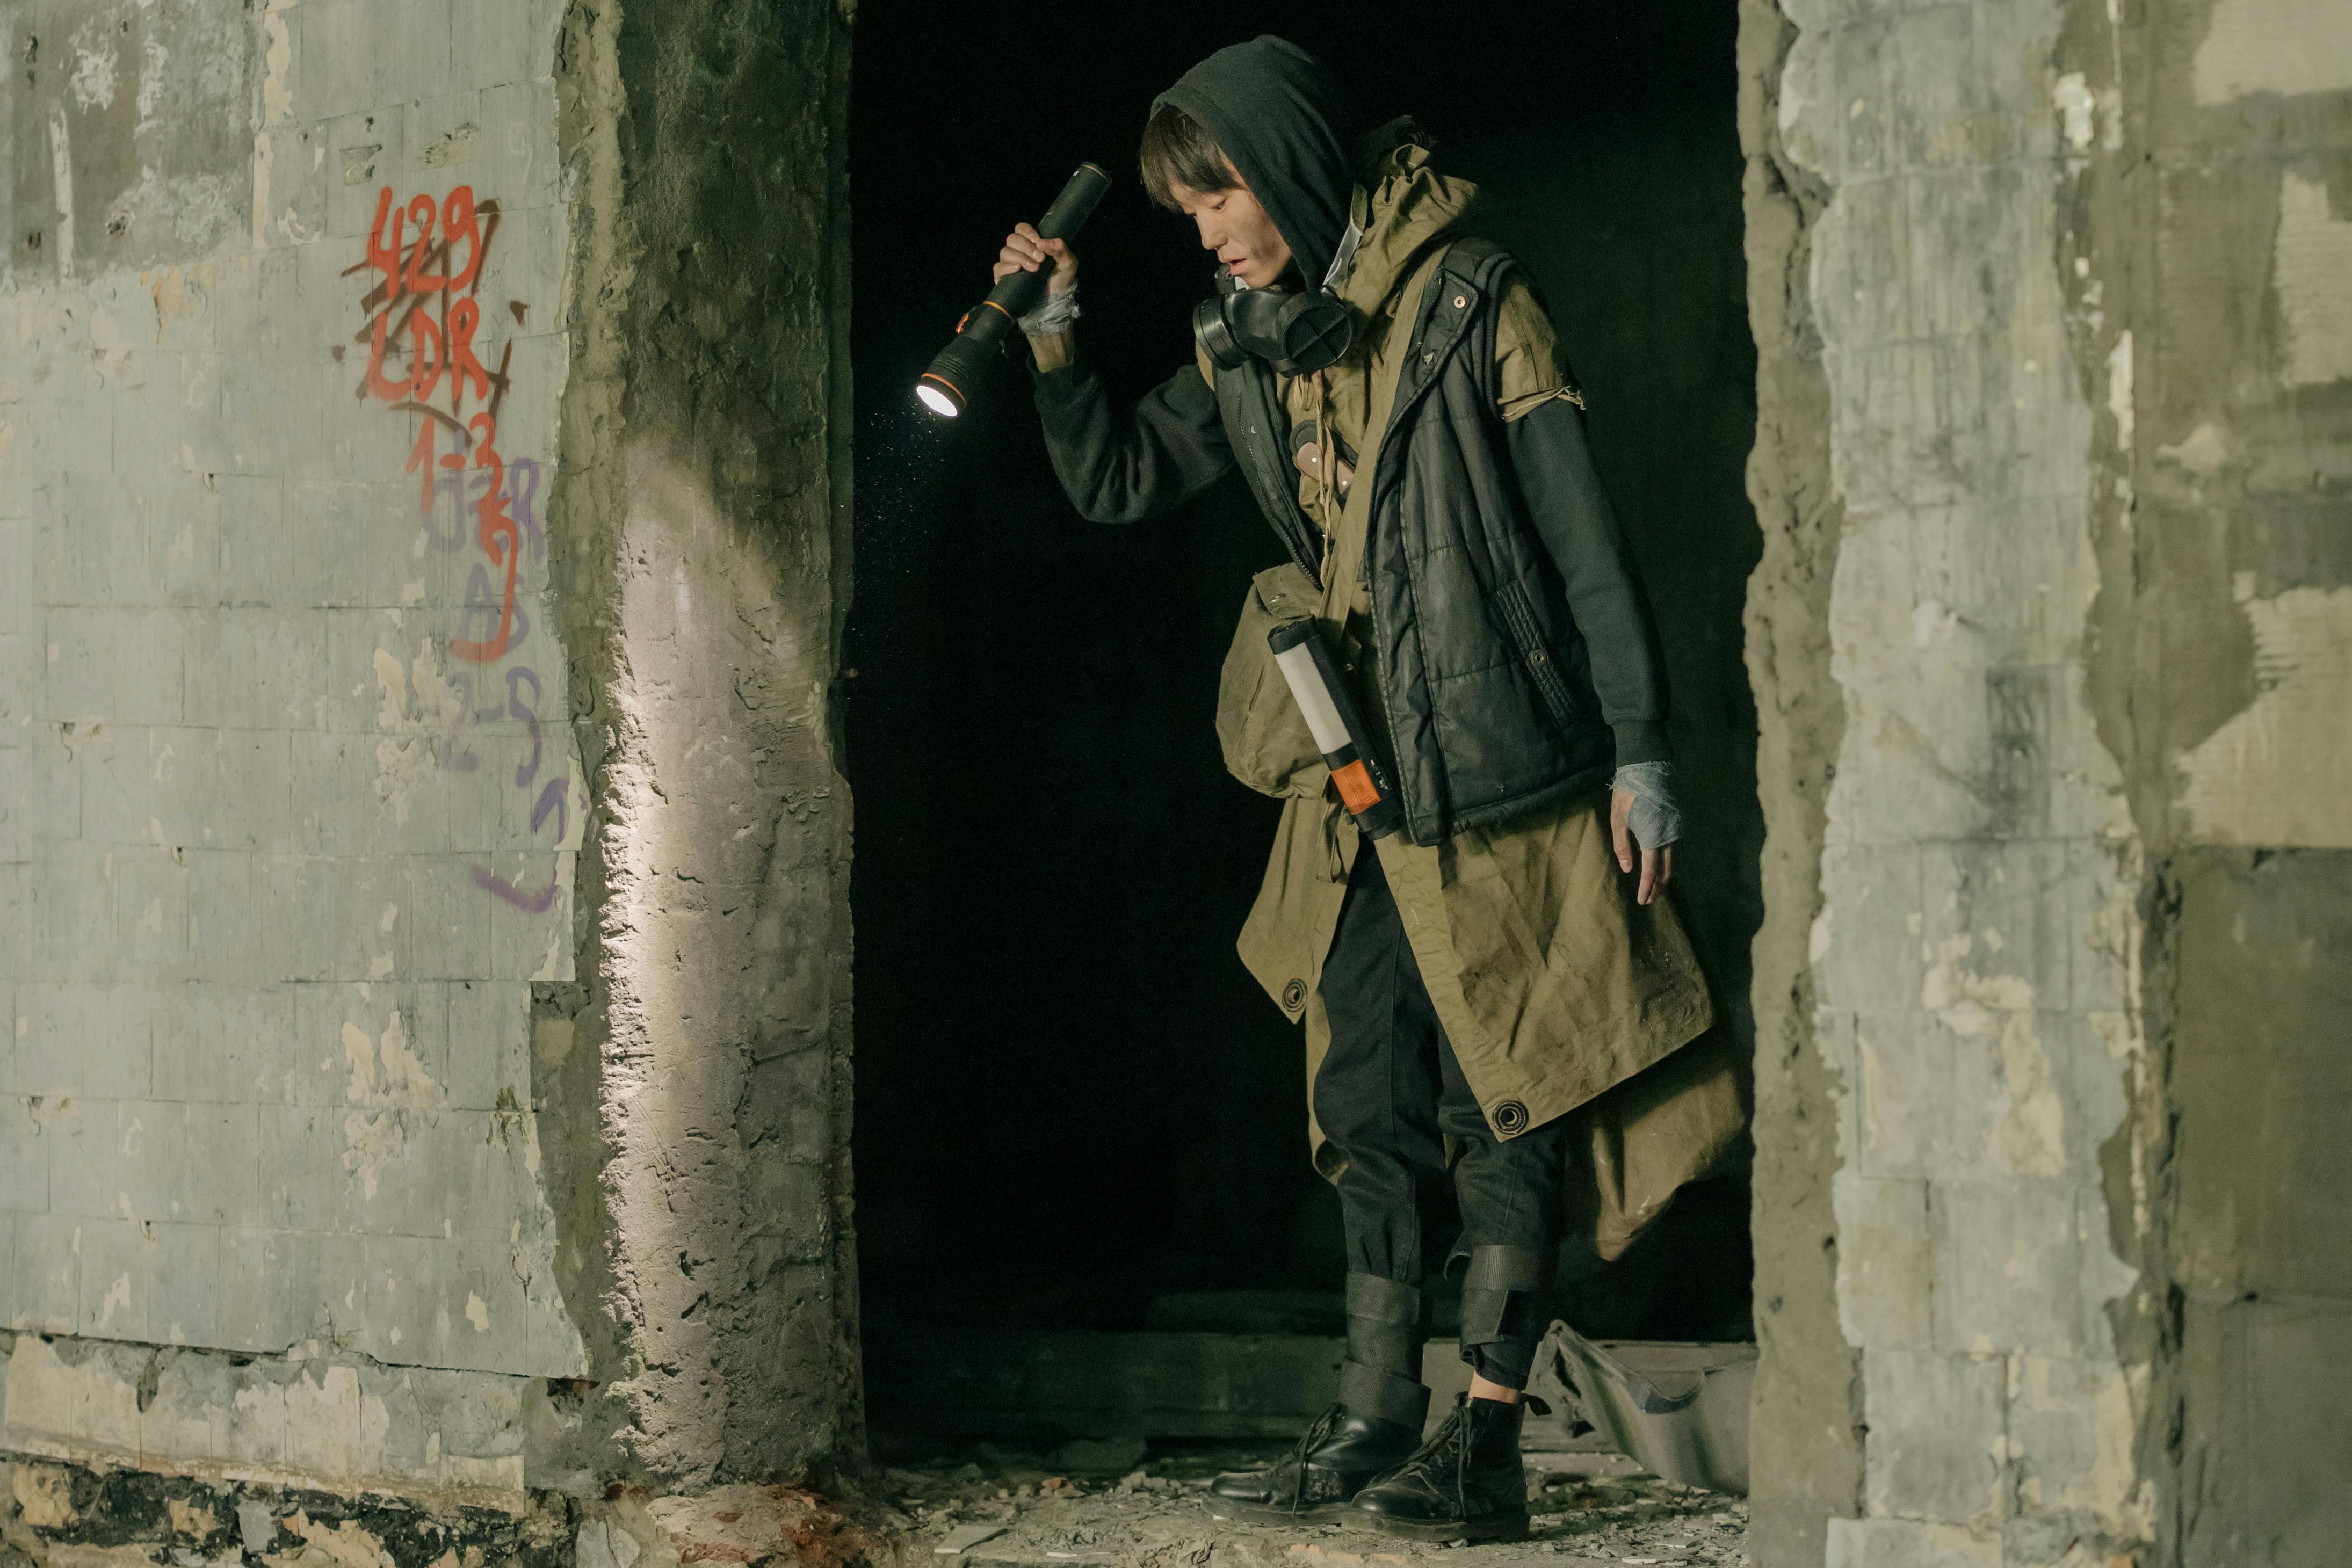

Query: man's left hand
<box><xmin>1610</xmin><ymin>788</ymin><xmax>1675</xmax><ymax>906</ymax></box>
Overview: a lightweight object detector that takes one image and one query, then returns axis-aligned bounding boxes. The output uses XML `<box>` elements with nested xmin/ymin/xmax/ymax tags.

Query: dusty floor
<box><xmin>873</xmin><ymin>1441</ymin><xmax>1749</xmax><ymax>1567</ymax></box>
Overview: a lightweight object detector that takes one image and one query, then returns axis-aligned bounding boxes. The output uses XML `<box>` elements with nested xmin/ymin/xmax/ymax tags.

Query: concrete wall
<box><xmin>3</xmin><ymin>0</ymin><xmax>588</xmax><ymax>1404</ymax></box>
<box><xmin>1</xmin><ymin>0</ymin><xmax>858</xmax><ymax>1542</ymax></box>
<box><xmin>1739</xmin><ymin>0</ymin><xmax>2352</xmax><ymax>1561</ymax></box>
<box><xmin>5</xmin><ymin>0</ymin><xmax>2343</xmax><ymax>1559</ymax></box>
<box><xmin>2113</xmin><ymin>2</ymin><xmax>2352</xmax><ymax>1562</ymax></box>
<box><xmin>552</xmin><ymin>0</ymin><xmax>859</xmax><ymax>1488</ymax></box>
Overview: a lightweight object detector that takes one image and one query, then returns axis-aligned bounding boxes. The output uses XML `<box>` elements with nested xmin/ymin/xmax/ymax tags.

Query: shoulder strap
<box><xmin>1434</xmin><ymin>237</ymin><xmax>1515</xmax><ymax>410</ymax></box>
<box><xmin>1214</xmin><ymin>357</ymin><xmax>1325</xmax><ymax>583</ymax></box>
<box><xmin>1318</xmin><ymin>241</ymin><xmax>1460</xmax><ymax>624</ymax></box>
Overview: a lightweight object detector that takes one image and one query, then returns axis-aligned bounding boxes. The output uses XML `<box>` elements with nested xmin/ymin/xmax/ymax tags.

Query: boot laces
<box><xmin>1389</xmin><ymin>1392</ymin><xmax>1472</xmax><ymax>1506</ymax></box>
<box><xmin>1281</xmin><ymin>1402</ymin><xmax>1347</xmax><ymax>1515</ymax></box>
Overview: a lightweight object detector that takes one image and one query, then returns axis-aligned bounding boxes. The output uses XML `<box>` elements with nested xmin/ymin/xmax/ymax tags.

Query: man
<box><xmin>994</xmin><ymin>36</ymin><xmax>1742</xmax><ymax>1543</ymax></box>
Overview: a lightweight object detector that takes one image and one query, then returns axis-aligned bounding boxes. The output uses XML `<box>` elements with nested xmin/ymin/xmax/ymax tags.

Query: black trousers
<box><xmin>1312</xmin><ymin>847</ymin><xmax>1568</xmax><ymax>1389</ymax></box>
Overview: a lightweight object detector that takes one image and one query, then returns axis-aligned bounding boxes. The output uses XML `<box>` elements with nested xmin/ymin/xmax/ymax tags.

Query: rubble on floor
<box><xmin>872</xmin><ymin>1440</ymin><xmax>1748</xmax><ymax>1567</ymax></box>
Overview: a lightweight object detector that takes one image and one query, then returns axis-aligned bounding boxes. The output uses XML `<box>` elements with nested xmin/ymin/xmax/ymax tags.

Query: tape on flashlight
<box><xmin>1331</xmin><ymin>758</ymin><xmax>1382</xmax><ymax>814</ymax></box>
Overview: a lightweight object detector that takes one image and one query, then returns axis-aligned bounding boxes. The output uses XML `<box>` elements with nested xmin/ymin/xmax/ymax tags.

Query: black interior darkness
<box><xmin>846</xmin><ymin>0</ymin><xmax>1762</xmax><ymax>1436</ymax></box>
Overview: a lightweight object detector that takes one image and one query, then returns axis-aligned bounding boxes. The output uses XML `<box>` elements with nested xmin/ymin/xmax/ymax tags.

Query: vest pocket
<box><xmin>1488</xmin><ymin>576</ymin><xmax>1583</xmax><ymax>737</ymax></box>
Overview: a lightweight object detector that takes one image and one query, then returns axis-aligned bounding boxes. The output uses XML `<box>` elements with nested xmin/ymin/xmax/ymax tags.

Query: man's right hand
<box><xmin>995</xmin><ymin>222</ymin><xmax>1079</xmax><ymax>294</ymax></box>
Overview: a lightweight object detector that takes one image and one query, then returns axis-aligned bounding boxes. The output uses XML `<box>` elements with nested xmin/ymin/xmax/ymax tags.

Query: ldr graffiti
<box><xmin>350</xmin><ymin>181</ymin><xmax>565</xmax><ymax>910</ymax></box>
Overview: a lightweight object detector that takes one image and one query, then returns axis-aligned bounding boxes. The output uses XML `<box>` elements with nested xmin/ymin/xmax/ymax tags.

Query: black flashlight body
<box><xmin>1267</xmin><ymin>618</ymin><xmax>1403</xmax><ymax>841</ymax></box>
<box><xmin>918</xmin><ymin>163</ymin><xmax>1113</xmax><ymax>417</ymax></box>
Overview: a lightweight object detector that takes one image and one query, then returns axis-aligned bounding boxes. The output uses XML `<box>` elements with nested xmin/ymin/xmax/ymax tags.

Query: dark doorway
<box><xmin>846</xmin><ymin>0</ymin><xmax>1760</xmax><ymax>1447</ymax></box>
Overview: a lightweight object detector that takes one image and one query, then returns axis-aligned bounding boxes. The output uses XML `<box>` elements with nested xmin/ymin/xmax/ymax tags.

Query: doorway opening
<box><xmin>845</xmin><ymin>0</ymin><xmax>1762</xmax><ymax>1456</ymax></box>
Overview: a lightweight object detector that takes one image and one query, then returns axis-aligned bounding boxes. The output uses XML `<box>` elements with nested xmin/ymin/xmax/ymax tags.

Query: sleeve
<box><xmin>1028</xmin><ymin>352</ymin><xmax>1235</xmax><ymax>525</ymax></box>
<box><xmin>1489</xmin><ymin>276</ymin><xmax>1587</xmax><ymax>423</ymax></box>
<box><xmin>1506</xmin><ymin>387</ymin><xmax>1673</xmax><ymax>767</ymax></box>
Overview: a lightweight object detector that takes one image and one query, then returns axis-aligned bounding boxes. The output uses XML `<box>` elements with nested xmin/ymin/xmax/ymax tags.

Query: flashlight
<box><xmin>917</xmin><ymin>162</ymin><xmax>1113</xmax><ymax>418</ymax></box>
<box><xmin>1267</xmin><ymin>618</ymin><xmax>1403</xmax><ymax>840</ymax></box>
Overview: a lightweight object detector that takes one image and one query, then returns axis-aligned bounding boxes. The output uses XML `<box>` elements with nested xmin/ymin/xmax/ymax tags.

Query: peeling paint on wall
<box><xmin>2179</xmin><ymin>587</ymin><xmax>2352</xmax><ymax>847</ymax></box>
<box><xmin>3</xmin><ymin>1337</ymin><xmax>535</xmax><ymax>1501</ymax></box>
<box><xmin>2191</xmin><ymin>0</ymin><xmax>2352</xmax><ymax>104</ymax></box>
<box><xmin>2</xmin><ymin>0</ymin><xmax>589</xmax><ymax>1397</ymax></box>
<box><xmin>1760</xmin><ymin>0</ymin><xmax>2157</xmax><ymax>1554</ymax></box>
<box><xmin>2271</xmin><ymin>172</ymin><xmax>2352</xmax><ymax>388</ymax></box>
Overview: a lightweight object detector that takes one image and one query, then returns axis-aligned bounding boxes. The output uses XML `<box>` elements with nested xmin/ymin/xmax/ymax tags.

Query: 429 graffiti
<box><xmin>349</xmin><ymin>180</ymin><xmax>566</xmax><ymax>912</ymax></box>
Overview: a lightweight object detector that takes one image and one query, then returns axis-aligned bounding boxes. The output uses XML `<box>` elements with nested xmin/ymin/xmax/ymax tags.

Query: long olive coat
<box><xmin>1216</xmin><ymin>139</ymin><xmax>1746</xmax><ymax>1258</ymax></box>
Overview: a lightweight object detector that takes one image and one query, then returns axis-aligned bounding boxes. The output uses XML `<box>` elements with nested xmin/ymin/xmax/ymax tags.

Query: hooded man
<box><xmin>993</xmin><ymin>37</ymin><xmax>1746</xmax><ymax>1541</ymax></box>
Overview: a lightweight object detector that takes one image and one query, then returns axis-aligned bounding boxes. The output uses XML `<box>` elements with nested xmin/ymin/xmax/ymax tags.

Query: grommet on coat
<box><xmin>1281</xmin><ymin>978</ymin><xmax>1308</xmax><ymax>1011</ymax></box>
<box><xmin>1492</xmin><ymin>1099</ymin><xmax>1529</xmax><ymax>1136</ymax></box>
<box><xmin>1453</xmin><ymin>294</ymin><xmax>1467</xmax><ymax>309</ymax></box>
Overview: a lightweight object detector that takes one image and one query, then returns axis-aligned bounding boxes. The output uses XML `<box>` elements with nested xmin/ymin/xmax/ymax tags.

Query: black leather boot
<box><xmin>1350</xmin><ymin>1392</ymin><xmax>1535</xmax><ymax>1542</ymax></box>
<box><xmin>1207</xmin><ymin>1400</ymin><xmax>1424</xmax><ymax>1520</ymax></box>
<box><xmin>1208</xmin><ymin>1274</ymin><xmax>1430</xmax><ymax>1520</ymax></box>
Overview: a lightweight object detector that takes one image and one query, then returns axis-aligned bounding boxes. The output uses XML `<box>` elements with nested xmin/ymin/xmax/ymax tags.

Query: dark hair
<box><xmin>1139</xmin><ymin>104</ymin><xmax>1237</xmax><ymax>212</ymax></box>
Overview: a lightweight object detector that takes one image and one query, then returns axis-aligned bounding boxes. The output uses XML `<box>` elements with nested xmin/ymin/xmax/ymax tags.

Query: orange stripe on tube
<box><xmin>1332</xmin><ymin>759</ymin><xmax>1382</xmax><ymax>815</ymax></box>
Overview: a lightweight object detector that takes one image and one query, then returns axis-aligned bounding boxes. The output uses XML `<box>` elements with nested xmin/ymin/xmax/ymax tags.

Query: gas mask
<box><xmin>1190</xmin><ymin>202</ymin><xmax>1368</xmax><ymax>377</ymax></box>
<box><xmin>1192</xmin><ymin>274</ymin><xmax>1355</xmax><ymax>376</ymax></box>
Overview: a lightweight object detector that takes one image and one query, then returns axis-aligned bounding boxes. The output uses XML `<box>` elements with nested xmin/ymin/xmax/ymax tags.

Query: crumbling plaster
<box><xmin>4</xmin><ymin>0</ymin><xmax>864</xmax><ymax>1538</ymax></box>
<box><xmin>546</xmin><ymin>0</ymin><xmax>859</xmax><ymax>1488</ymax></box>
<box><xmin>2100</xmin><ymin>2</ymin><xmax>2352</xmax><ymax>1564</ymax></box>
<box><xmin>3</xmin><ymin>0</ymin><xmax>591</xmax><ymax>1392</ymax></box>
<box><xmin>1739</xmin><ymin>0</ymin><xmax>2352</xmax><ymax>1558</ymax></box>
<box><xmin>1740</xmin><ymin>0</ymin><xmax>2153</xmax><ymax>1556</ymax></box>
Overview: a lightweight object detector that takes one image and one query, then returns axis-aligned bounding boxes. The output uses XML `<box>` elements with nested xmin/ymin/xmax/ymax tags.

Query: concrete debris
<box><xmin>936</xmin><ymin>1523</ymin><xmax>1013</xmax><ymax>1555</ymax></box>
<box><xmin>233</xmin><ymin>1503</ymin><xmax>278</xmax><ymax>1556</ymax></box>
<box><xmin>874</xmin><ymin>1444</ymin><xmax>1748</xmax><ymax>1568</ymax></box>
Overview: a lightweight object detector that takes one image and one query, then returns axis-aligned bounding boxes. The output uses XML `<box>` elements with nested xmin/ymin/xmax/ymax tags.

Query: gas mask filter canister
<box><xmin>1268</xmin><ymin>617</ymin><xmax>1402</xmax><ymax>840</ymax></box>
<box><xmin>1192</xmin><ymin>277</ymin><xmax>1355</xmax><ymax>376</ymax></box>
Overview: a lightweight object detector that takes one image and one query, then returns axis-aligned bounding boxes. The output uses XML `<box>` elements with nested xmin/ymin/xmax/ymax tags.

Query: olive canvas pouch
<box><xmin>1215</xmin><ymin>560</ymin><xmax>1328</xmax><ymax>799</ymax></box>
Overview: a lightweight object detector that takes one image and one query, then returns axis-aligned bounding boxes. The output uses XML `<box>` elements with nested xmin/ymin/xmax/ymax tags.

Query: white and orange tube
<box><xmin>1268</xmin><ymin>618</ymin><xmax>1404</xmax><ymax>840</ymax></box>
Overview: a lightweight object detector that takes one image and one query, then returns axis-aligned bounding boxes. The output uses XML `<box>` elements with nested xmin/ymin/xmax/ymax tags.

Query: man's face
<box><xmin>1169</xmin><ymin>163</ymin><xmax>1293</xmax><ymax>289</ymax></box>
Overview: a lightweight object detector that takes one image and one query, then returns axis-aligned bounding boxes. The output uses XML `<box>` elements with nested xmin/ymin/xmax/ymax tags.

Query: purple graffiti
<box><xmin>530</xmin><ymin>776</ymin><xmax>567</xmax><ymax>841</ymax></box>
<box><xmin>509</xmin><ymin>458</ymin><xmax>544</xmax><ymax>560</ymax></box>
<box><xmin>508</xmin><ymin>666</ymin><xmax>542</xmax><ymax>786</ymax></box>
<box><xmin>470</xmin><ymin>864</ymin><xmax>559</xmax><ymax>912</ymax></box>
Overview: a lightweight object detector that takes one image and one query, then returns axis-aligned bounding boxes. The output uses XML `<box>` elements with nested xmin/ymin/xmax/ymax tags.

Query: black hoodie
<box><xmin>1030</xmin><ymin>43</ymin><xmax>1675</xmax><ymax>843</ymax></box>
<box><xmin>1150</xmin><ymin>36</ymin><xmax>1355</xmax><ymax>288</ymax></box>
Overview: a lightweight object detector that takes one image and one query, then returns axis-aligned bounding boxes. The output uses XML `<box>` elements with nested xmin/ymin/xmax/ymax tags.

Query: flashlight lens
<box><xmin>915</xmin><ymin>382</ymin><xmax>960</xmax><ymax>418</ymax></box>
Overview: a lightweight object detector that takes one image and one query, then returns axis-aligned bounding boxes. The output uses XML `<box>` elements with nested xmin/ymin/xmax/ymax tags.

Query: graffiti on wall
<box><xmin>349</xmin><ymin>183</ymin><xmax>566</xmax><ymax>911</ymax></box>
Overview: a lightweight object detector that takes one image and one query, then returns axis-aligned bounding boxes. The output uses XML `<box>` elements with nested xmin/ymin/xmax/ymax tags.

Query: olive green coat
<box><xmin>1216</xmin><ymin>135</ymin><xmax>1743</xmax><ymax>1258</ymax></box>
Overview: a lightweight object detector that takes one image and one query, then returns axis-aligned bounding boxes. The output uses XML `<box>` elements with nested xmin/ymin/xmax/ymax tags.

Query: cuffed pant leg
<box><xmin>1312</xmin><ymin>849</ymin><xmax>1453</xmax><ymax>1288</ymax></box>
<box><xmin>1437</xmin><ymin>1042</ymin><xmax>1568</xmax><ymax>1390</ymax></box>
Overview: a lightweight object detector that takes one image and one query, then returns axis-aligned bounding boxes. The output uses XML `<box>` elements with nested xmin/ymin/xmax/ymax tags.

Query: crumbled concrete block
<box><xmin>1826</xmin><ymin>1516</ymin><xmax>2003</xmax><ymax>1568</ymax></box>
<box><xmin>236</xmin><ymin>1498</ymin><xmax>278</xmax><ymax>1554</ymax></box>
<box><xmin>3</xmin><ymin>0</ymin><xmax>842</xmax><ymax>1490</ymax></box>
<box><xmin>1834</xmin><ymin>1173</ymin><xmax>1933</xmax><ymax>1348</ymax></box>
<box><xmin>1931</xmin><ymin>1178</ymin><xmax>2083</xmax><ymax>1356</ymax></box>
<box><xmin>1862</xmin><ymin>1348</ymin><xmax>2008</xmax><ymax>1526</ymax></box>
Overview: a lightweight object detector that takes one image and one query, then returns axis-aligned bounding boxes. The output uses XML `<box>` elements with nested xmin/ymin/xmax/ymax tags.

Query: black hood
<box><xmin>1152</xmin><ymin>36</ymin><xmax>1355</xmax><ymax>288</ymax></box>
